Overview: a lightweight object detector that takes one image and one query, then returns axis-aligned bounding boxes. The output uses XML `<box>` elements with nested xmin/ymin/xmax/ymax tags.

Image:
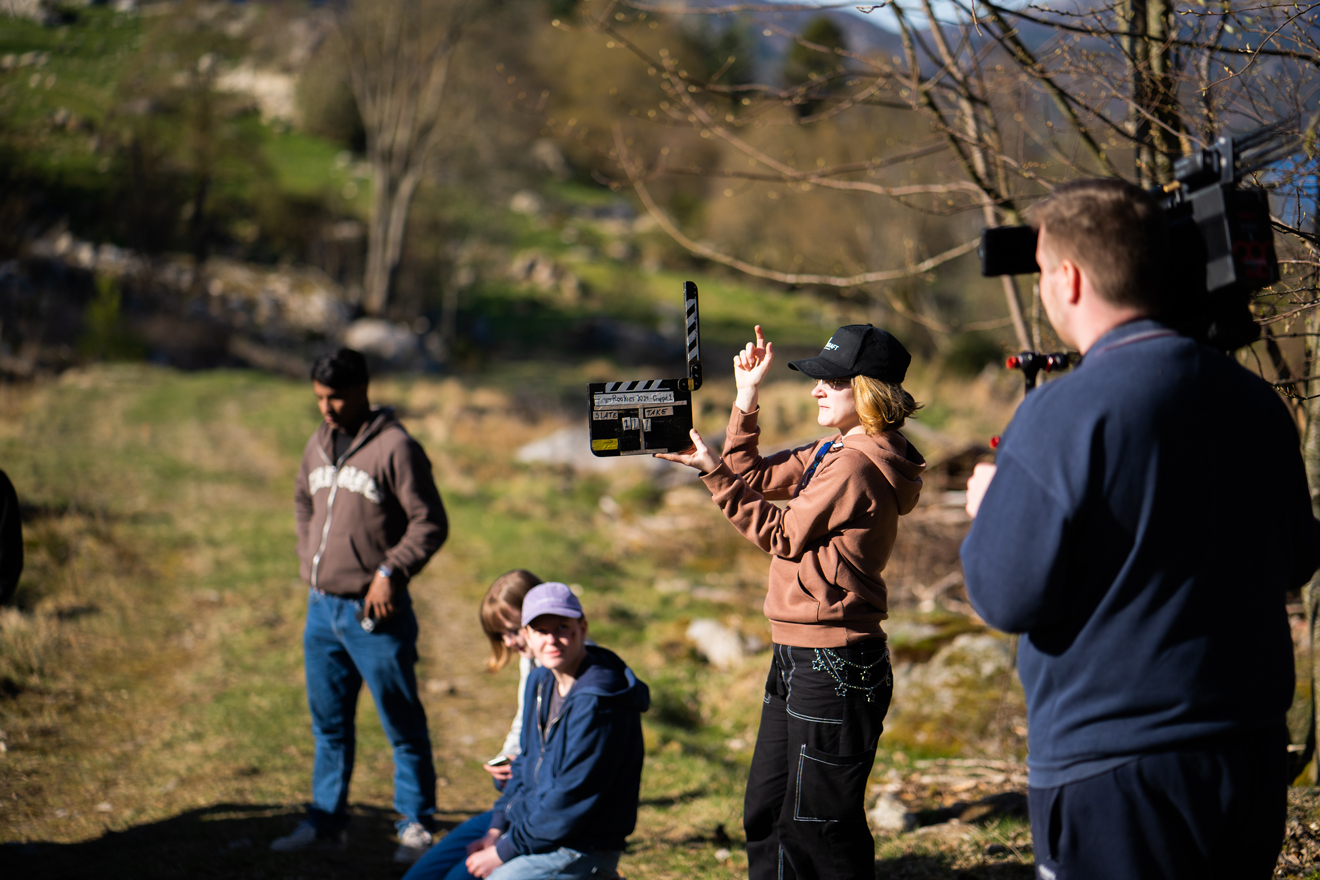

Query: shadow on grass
<box><xmin>875</xmin><ymin>854</ymin><xmax>1034</xmax><ymax>879</ymax></box>
<box><xmin>3</xmin><ymin>802</ymin><xmax>475</xmax><ymax>880</ymax></box>
<box><xmin>638</xmin><ymin>787</ymin><xmax>709</xmax><ymax>808</ymax></box>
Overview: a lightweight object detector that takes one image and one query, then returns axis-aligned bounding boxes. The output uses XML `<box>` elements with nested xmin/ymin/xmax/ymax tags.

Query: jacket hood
<box><xmin>841</xmin><ymin>430</ymin><xmax>926</xmax><ymax>515</ymax></box>
<box><xmin>568</xmin><ymin>645</ymin><xmax>651</xmax><ymax>712</ymax></box>
<box><xmin>316</xmin><ymin>406</ymin><xmax>400</xmax><ymax>462</ymax></box>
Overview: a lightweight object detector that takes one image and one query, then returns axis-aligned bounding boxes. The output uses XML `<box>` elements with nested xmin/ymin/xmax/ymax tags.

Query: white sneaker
<box><xmin>270</xmin><ymin>820</ymin><xmax>347</xmax><ymax>852</ymax></box>
<box><xmin>392</xmin><ymin>821</ymin><xmax>433</xmax><ymax>865</ymax></box>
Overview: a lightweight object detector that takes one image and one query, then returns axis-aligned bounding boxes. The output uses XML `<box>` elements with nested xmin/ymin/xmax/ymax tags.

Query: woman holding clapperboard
<box><xmin>656</xmin><ymin>323</ymin><xmax>925</xmax><ymax>880</ymax></box>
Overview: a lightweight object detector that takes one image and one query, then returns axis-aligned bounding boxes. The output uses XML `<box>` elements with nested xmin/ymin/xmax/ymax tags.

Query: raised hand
<box><xmin>734</xmin><ymin>325</ymin><xmax>774</xmax><ymax>413</ymax></box>
<box><xmin>654</xmin><ymin>428</ymin><xmax>720</xmax><ymax>474</ymax></box>
<box><xmin>965</xmin><ymin>462</ymin><xmax>997</xmax><ymax>519</ymax></box>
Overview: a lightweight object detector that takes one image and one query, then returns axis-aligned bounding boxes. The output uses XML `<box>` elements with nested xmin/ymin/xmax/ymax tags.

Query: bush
<box><xmin>295</xmin><ymin>46</ymin><xmax>366</xmax><ymax>151</ymax></box>
<box><xmin>78</xmin><ymin>276</ymin><xmax>144</xmax><ymax>362</ymax></box>
<box><xmin>942</xmin><ymin>332</ymin><xmax>1004</xmax><ymax>377</ymax></box>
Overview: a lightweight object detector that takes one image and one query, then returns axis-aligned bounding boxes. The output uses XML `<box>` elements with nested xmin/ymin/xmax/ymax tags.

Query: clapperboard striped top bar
<box><xmin>684</xmin><ymin>280</ymin><xmax>702</xmax><ymax>390</ymax></box>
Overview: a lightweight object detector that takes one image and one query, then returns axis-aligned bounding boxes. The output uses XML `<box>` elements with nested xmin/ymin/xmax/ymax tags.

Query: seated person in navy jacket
<box><xmin>463</xmin><ymin>582</ymin><xmax>650</xmax><ymax>880</ymax></box>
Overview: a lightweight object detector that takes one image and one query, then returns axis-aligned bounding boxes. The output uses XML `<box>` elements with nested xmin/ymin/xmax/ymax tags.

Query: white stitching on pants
<box><xmin>780</xmin><ymin>644</ymin><xmax>794</xmax><ymax>701</ymax></box>
<box><xmin>793</xmin><ymin>744</ymin><xmax>864</xmax><ymax>822</ymax></box>
<box><xmin>786</xmin><ymin>706</ymin><xmax>843</xmax><ymax>724</ymax></box>
<box><xmin>782</xmin><ymin>645</ymin><xmax>843</xmax><ymax>724</ymax></box>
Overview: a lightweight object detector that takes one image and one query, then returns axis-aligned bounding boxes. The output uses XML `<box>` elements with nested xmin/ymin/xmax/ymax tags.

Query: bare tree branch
<box><xmin>979</xmin><ymin>0</ymin><xmax>1320</xmax><ymax>63</ymax></box>
<box><xmin>622</xmin><ymin>1</ymin><xmax>858</xmax><ymax>12</ymax></box>
<box><xmin>614</xmin><ymin>127</ymin><xmax>981</xmax><ymax>290</ymax></box>
<box><xmin>338</xmin><ymin>0</ymin><xmax>486</xmax><ymax>314</ymax></box>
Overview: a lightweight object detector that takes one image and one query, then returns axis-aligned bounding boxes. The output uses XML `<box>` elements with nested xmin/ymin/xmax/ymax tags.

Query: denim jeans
<box><xmin>402</xmin><ymin>811</ymin><xmax>494</xmax><ymax>880</ymax></box>
<box><xmin>488</xmin><ymin>847</ymin><xmax>622</xmax><ymax>880</ymax></box>
<box><xmin>744</xmin><ymin>640</ymin><xmax>892</xmax><ymax>880</ymax></box>
<box><xmin>304</xmin><ymin>588</ymin><xmax>436</xmax><ymax>833</ymax></box>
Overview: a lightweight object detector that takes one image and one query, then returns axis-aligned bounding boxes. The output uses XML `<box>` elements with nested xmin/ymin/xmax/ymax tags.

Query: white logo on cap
<box><xmin>823</xmin><ymin>338</ymin><xmax>839</xmax><ymax>351</ymax></box>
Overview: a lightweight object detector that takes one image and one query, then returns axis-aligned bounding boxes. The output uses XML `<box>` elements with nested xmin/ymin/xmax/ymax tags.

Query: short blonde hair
<box><xmin>479</xmin><ymin>569</ymin><xmax>543</xmax><ymax>672</ymax></box>
<box><xmin>851</xmin><ymin>375</ymin><xmax>921</xmax><ymax>433</ymax></box>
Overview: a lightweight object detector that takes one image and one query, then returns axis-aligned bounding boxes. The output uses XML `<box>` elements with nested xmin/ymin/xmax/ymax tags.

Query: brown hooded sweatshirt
<box><xmin>295</xmin><ymin>407</ymin><xmax>448</xmax><ymax>596</ymax></box>
<box><xmin>700</xmin><ymin>405</ymin><xmax>925</xmax><ymax>648</ymax></box>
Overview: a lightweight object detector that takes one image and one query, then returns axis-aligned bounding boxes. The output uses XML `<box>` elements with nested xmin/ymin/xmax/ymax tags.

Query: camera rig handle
<box><xmin>989</xmin><ymin>351</ymin><xmax>1073</xmax><ymax>449</ymax></box>
<box><xmin>1006</xmin><ymin>351</ymin><xmax>1071</xmax><ymax>391</ymax></box>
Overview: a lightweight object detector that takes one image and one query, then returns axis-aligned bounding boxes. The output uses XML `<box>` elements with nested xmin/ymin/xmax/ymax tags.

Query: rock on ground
<box><xmin>686</xmin><ymin>619</ymin><xmax>746</xmax><ymax>670</ymax></box>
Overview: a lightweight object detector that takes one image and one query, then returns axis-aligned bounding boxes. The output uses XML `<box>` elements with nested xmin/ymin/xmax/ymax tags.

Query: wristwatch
<box><xmin>377</xmin><ymin>564</ymin><xmax>393</xmax><ymax>580</ymax></box>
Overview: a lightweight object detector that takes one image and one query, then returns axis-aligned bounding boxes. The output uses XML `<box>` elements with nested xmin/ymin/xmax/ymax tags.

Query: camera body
<box><xmin>978</xmin><ymin>121</ymin><xmax>1292</xmax><ymax>351</ymax></box>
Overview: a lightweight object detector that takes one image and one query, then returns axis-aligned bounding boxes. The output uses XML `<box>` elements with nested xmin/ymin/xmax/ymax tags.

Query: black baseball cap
<box><xmin>788</xmin><ymin>324</ymin><xmax>911</xmax><ymax>383</ymax></box>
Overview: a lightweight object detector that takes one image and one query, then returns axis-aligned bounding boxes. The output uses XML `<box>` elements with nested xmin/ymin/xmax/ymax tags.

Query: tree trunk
<box><xmin>363</xmin><ymin>164</ymin><xmax>422</xmax><ymax>316</ymax></box>
<box><xmin>1301</xmin><ymin>295</ymin><xmax>1320</xmax><ymax>782</ymax></box>
<box><xmin>1122</xmin><ymin>0</ymin><xmax>1151</xmax><ymax>185</ymax></box>
<box><xmin>1144</xmin><ymin>0</ymin><xmax>1182</xmax><ymax>183</ymax></box>
<box><xmin>1124</xmin><ymin>0</ymin><xmax>1182</xmax><ymax>186</ymax></box>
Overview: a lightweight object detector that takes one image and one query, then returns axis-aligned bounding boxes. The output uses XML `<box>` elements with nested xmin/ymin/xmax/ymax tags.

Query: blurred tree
<box><xmin>682</xmin><ymin>16</ymin><xmax>757</xmax><ymax>107</ymax></box>
<box><xmin>296</xmin><ymin>46</ymin><xmax>367</xmax><ymax>152</ymax></box>
<box><xmin>335</xmin><ymin>0</ymin><xmax>491</xmax><ymax>316</ymax></box>
<box><xmin>781</xmin><ymin>16</ymin><xmax>846</xmax><ymax>118</ymax></box>
<box><xmin>591</xmin><ymin>1</ymin><xmax>1317</xmax><ymax>351</ymax></box>
<box><xmin>108</xmin><ymin>2</ymin><xmax>269</xmax><ymax>266</ymax></box>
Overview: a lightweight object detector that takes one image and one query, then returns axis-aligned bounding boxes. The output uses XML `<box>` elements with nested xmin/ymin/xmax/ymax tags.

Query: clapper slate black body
<box><xmin>588</xmin><ymin>281</ymin><xmax>702</xmax><ymax>456</ymax></box>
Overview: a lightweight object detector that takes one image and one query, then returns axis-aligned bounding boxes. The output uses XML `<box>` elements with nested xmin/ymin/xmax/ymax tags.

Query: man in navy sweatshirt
<box><xmin>961</xmin><ymin>179</ymin><xmax>1320</xmax><ymax>880</ymax></box>
<box><xmin>463</xmin><ymin>582</ymin><xmax>649</xmax><ymax>880</ymax></box>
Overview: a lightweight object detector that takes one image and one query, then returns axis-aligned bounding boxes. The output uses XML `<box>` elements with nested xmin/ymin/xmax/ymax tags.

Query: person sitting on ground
<box><xmin>402</xmin><ymin>569</ymin><xmax>544</xmax><ymax>880</ymax></box>
<box><xmin>463</xmin><ymin>582</ymin><xmax>650</xmax><ymax>880</ymax></box>
<box><xmin>479</xmin><ymin>570</ymin><xmax>543</xmax><ymax>789</ymax></box>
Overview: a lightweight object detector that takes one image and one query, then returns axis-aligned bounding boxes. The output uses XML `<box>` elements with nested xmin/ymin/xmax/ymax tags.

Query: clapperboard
<box><xmin>588</xmin><ymin>281</ymin><xmax>702</xmax><ymax>456</ymax></box>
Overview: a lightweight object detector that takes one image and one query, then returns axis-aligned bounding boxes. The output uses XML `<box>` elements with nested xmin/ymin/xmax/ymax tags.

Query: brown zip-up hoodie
<box><xmin>294</xmin><ymin>407</ymin><xmax>447</xmax><ymax>596</ymax></box>
<box><xmin>700</xmin><ymin>405</ymin><xmax>925</xmax><ymax>648</ymax></box>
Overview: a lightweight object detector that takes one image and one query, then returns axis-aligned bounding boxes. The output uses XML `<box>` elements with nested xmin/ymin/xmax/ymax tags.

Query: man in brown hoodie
<box><xmin>272</xmin><ymin>349</ymin><xmax>448</xmax><ymax>866</ymax></box>
<box><xmin>659</xmin><ymin>324</ymin><xmax>924</xmax><ymax>880</ymax></box>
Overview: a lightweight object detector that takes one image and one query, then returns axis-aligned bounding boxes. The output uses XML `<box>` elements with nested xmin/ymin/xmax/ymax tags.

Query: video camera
<box><xmin>979</xmin><ymin>117</ymin><xmax>1302</xmax><ymax>352</ymax></box>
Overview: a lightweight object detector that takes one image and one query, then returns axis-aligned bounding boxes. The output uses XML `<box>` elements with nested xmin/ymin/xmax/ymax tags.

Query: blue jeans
<box><xmin>489</xmin><ymin>848</ymin><xmax>622</xmax><ymax>880</ymax></box>
<box><xmin>304</xmin><ymin>588</ymin><xmax>436</xmax><ymax>833</ymax></box>
<box><xmin>402</xmin><ymin>812</ymin><xmax>494</xmax><ymax>880</ymax></box>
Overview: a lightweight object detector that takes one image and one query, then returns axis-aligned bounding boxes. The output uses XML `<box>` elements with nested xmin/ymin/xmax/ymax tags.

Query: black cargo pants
<box><xmin>744</xmin><ymin>639</ymin><xmax>892</xmax><ymax>880</ymax></box>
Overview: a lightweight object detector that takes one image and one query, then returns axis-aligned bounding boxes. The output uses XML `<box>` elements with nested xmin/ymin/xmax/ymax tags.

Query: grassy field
<box><xmin>0</xmin><ymin>364</ymin><xmax>1315</xmax><ymax>880</ymax></box>
<box><xmin>0</xmin><ymin>362</ymin><xmax>1041</xmax><ymax>879</ymax></box>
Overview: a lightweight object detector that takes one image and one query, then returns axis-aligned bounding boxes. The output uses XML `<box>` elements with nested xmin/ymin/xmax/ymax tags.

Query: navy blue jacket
<box><xmin>491</xmin><ymin>645</ymin><xmax>650</xmax><ymax>861</ymax></box>
<box><xmin>962</xmin><ymin>319</ymin><xmax>1320</xmax><ymax>787</ymax></box>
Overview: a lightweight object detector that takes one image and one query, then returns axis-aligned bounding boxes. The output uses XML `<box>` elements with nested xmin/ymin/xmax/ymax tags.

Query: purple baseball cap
<box><xmin>521</xmin><ymin>582</ymin><xmax>584</xmax><ymax>626</ymax></box>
